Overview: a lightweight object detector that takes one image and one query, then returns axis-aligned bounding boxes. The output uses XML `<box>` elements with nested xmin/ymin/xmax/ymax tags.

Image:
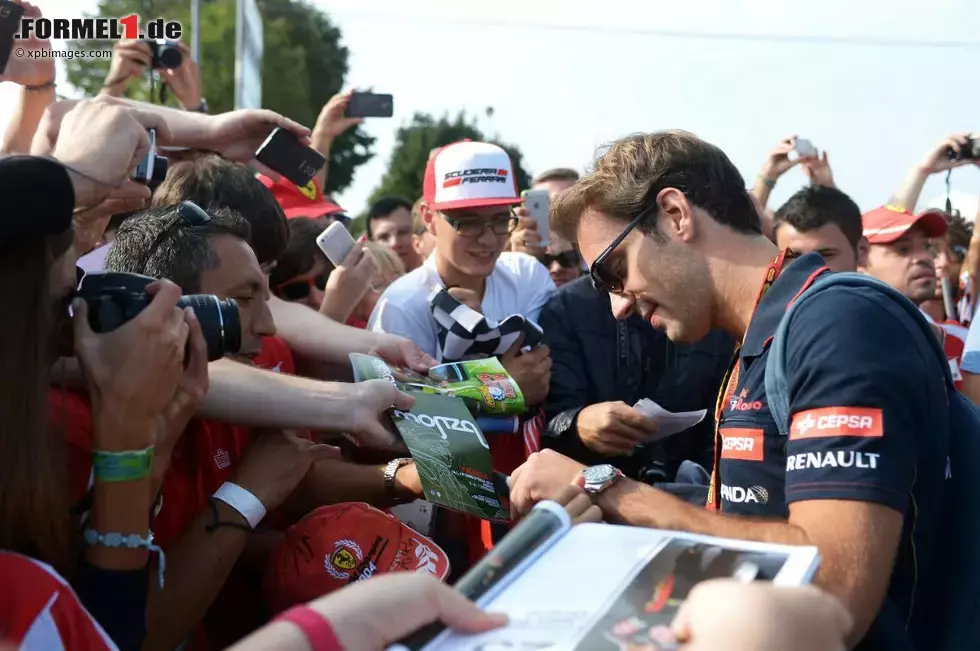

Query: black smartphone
<box><xmin>345</xmin><ymin>92</ymin><xmax>394</xmax><ymax>118</ymax></box>
<box><xmin>254</xmin><ymin>128</ymin><xmax>326</xmax><ymax>187</ymax></box>
<box><xmin>132</xmin><ymin>128</ymin><xmax>169</xmax><ymax>189</ymax></box>
<box><xmin>0</xmin><ymin>0</ymin><xmax>26</xmax><ymax>75</ymax></box>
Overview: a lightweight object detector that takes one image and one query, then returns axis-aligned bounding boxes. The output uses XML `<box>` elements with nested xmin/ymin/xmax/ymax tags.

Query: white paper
<box><xmin>632</xmin><ymin>398</ymin><xmax>707</xmax><ymax>441</ymax></box>
<box><xmin>421</xmin><ymin>524</ymin><xmax>821</xmax><ymax>651</ymax></box>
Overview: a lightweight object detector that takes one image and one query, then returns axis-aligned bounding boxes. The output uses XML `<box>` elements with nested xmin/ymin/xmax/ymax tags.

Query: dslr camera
<box><xmin>947</xmin><ymin>137</ymin><xmax>980</xmax><ymax>162</ymax></box>
<box><xmin>143</xmin><ymin>38</ymin><xmax>182</xmax><ymax>70</ymax></box>
<box><xmin>76</xmin><ymin>272</ymin><xmax>241</xmax><ymax>362</ymax></box>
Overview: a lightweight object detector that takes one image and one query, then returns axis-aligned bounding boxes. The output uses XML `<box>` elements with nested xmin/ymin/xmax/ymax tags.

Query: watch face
<box><xmin>583</xmin><ymin>464</ymin><xmax>617</xmax><ymax>485</ymax></box>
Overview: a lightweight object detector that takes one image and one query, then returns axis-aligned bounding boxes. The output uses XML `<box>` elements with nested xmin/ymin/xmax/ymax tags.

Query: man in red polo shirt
<box><xmin>861</xmin><ymin>205</ymin><xmax>967</xmax><ymax>386</ymax></box>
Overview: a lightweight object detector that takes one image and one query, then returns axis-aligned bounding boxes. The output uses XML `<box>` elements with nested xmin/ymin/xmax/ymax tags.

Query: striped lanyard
<box><xmin>705</xmin><ymin>250</ymin><xmax>797</xmax><ymax>511</ymax></box>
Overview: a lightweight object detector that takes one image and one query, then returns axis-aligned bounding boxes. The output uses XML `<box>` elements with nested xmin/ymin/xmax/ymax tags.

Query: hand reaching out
<box><xmin>759</xmin><ymin>135</ymin><xmax>811</xmax><ymax>182</ymax></box>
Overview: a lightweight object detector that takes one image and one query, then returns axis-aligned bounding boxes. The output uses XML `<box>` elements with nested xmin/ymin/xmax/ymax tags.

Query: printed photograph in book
<box><xmin>350</xmin><ymin>353</ymin><xmax>525</xmax><ymax>415</ymax></box>
<box><xmin>572</xmin><ymin>539</ymin><xmax>791</xmax><ymax>651</ymax></box>
<box><xmin>391</xmin><ymin>393</ymin><xmax>509</xmax><ymax>522</ymax></box>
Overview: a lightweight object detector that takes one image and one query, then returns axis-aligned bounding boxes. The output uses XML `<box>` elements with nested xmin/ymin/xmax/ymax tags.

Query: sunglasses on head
<box><xmin>590</xmin><ymin>207</ymin><xmax>653</xmax><ymax>294</ymax></box>
<box><xmin>537</xmin><ymin>250</ymin><xmax>581</xmax><ymax>269</ymax></box>
<box><xmin>276</xmin><ymin>275</ymin><xmax>328</xmax><ymax>302</ymax></box>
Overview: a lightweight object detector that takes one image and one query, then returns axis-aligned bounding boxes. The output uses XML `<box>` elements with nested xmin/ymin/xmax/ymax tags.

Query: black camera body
<box><xmin>144</xmin><ymin>38</ymin><xmax>182</xmax><ymax>70</ymax></box>
<box><xmin>947</xmin><ymin>137</ymin><xmax>980</xmax><ymax>162</ymax></box>
<box><xmin>76</xmin><ymin>272</ymin><xmax>241</xmax><ymax>362</ymax></box>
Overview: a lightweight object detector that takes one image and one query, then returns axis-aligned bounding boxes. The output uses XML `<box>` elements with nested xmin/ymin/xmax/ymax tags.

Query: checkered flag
<box><xmin>429</xmin><ymin>288</ymin><xmax>543</xmax><ymax>363</ymax></box>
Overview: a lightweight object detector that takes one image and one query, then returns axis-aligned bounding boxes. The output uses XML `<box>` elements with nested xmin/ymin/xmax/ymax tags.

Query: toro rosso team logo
<box><xmin>443</xmin><ymin>168</ymin><xmax>509</xmax><ymax>188</ymax></box>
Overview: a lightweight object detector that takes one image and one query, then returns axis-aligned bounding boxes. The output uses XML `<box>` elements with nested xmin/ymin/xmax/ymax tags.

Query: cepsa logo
<box><xmin>443</xmin><ymin>168</ymin><xmax>509</xmax><ymax>189</ymax></box>
<box><xmin>15</xmin><ymin>14</ymin><xmax>182</xmax><ymax>41</ymax></box>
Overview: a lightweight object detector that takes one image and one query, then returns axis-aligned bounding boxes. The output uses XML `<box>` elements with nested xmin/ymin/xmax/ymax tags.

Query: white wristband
<box><xmin>213</xmin><ymin>482</ymin><xmax>266</xmax><ymax>529</ymax></box>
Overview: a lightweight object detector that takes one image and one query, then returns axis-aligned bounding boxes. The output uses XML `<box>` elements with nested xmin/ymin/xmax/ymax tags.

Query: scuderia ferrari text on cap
<box><xmin>423</xmin><ymin>140</ymin><xmax>521</xmax><ymax>212</ymax></box>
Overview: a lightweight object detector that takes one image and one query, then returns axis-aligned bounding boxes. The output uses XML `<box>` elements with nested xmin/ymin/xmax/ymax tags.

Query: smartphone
<box><xmin>254</xmin><ymin>127</ymin><xmax>326</xmax><ymax>187</ymax></box>
<box><xmin>316</xmin><ymin>221</ymin><xmax>356</xmax><ymax>267</ymax></box>
<box><xmin>0</xmin><ymin>0</ymin><xmax>26</xmax><ymax>74</ymax></box>
<box><xmin>344</xmin><ymin>92</ymin><xmax>394</xmax><ymax>118</ymax></box>
<box><xmin>132</xmin><ymin>128</ymin><xmax>169</xmax><ymax>188</ymax></box>
<box><xmin>521</xmin><ymin>189</ymin><xmax>551</xmax><ymax>247</ymax></box>
<box><xmin>793</xmin><ymin>138</ymin><xmax>817</xmax><ymax>159</ymax></box>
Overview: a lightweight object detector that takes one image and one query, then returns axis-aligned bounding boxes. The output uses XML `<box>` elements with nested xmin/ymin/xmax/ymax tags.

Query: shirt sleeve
<box><xmin>368</xmin><ymin>296</ymin><xmax>439</xmax><ymax>360</ymax></box>
<box><xmin>781</xmin><ymin>286</ymin><xmax>933</xmax><ymax>513</ymax></box>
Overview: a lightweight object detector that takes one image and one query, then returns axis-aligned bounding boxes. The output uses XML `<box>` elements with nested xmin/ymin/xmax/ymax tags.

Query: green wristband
<box><xmin>92</xmin><ymin>446</ymin><xmax>154</xmax><ymax>483</ymax></box>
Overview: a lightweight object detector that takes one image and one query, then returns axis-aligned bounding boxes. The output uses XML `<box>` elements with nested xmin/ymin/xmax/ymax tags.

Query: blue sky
<box><xmin>5</xmin><ymin>0</ymin><xmax>979</xmax><ymax>217</ymax></box>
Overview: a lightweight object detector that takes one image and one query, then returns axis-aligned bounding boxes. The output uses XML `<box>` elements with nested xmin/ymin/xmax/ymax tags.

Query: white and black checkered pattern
<box><xmin>429</xmin><ymin>288</ymin><xmax>543</xmax><ymax>363</ymax></box>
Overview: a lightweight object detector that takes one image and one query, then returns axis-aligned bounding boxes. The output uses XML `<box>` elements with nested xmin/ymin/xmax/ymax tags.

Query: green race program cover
<box><xmin>391</xmin><ymin>393</ymin><xmax>509</xmax><ymax>522</ymax></box>
<box><xmin>350</xmin><ymin>353</ymin><xmax>525</xmax><ymax>415</ymax></box>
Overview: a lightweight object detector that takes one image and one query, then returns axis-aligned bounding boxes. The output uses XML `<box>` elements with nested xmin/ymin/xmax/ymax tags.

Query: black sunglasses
<box><xmin>589</xmin><ymin>207</ymin><xmax>653</xmax><ymax>294</ymax></box>
<box><xmin>537</xmin><ymin>250</ymin><xmax>581</xmax><ymax>269</ymax></box>
<box><xmin>276</xmin><ymin>274</ymin><xmax>329</xmax><ymax>302</ymax></box>
<box><xmin>140</xmin><ymin>201</ymin><xmax>212</xmax><ymax>274</ymax></box>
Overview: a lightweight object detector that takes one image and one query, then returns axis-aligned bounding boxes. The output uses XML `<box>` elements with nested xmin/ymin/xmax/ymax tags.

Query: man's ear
<box><xmin>421</xmin><ymin>202</ymin><xmax>438</xmax><ymax>236</ymax></box>
<box><xmin>856</xmin><ymin>236</ymin><xmax>870</xmax><ymax>269</ymax></box>
<box><xmin>658</xmin><ymin>187</ymin><xmax>694</xmax><ymax>241</ymax></box>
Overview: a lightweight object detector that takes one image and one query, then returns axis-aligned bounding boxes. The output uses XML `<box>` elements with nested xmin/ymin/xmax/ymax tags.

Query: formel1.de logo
<box><xmin>16</xmin><ymin>15</ymin><xmax>182</xmax><ymax>41</ymax></box>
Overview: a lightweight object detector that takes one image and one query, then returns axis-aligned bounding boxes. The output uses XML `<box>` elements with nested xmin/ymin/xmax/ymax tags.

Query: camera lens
<box><xmin>156</xmin><ymin>41</ymin><xmax>183</xmax><ymax>69</ymax></box>
<box><xmin>177</xmin><ymin>294</ymin><xmax>242</xmax><ymax>361</ymax></box>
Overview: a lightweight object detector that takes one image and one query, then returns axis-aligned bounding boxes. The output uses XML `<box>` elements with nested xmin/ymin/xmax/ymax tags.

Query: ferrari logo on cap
<box><xmin>297</xmin><ymin>179</ymin><xmax>318</xmax><ymax>200</ymax></box>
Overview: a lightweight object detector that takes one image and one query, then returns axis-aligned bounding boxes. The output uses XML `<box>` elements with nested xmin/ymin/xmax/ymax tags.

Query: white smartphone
<box><xmin>793</xmin><ymin>138</ymin><xmax>817</xmax><ymax>159</ymax></box>
<box><xmin>521</xmin><ymin>189</ymin><xmax>551</xmax><ymax>248</ymax></box>
<box><xmin>316</xmin><ymin>221</ymin><xmax>356</xmax><ymax>267</ymax></box>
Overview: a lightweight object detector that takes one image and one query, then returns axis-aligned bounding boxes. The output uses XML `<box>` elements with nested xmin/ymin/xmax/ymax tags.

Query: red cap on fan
<box><xmin>263</xmin><ymin>502</ymin><xmax>450</xmax><ymax>614</ymax></box>
<box><xmin>257</xmin><ymin>174</ymin><xmax>347</xmax><ymax>220</ymax></box>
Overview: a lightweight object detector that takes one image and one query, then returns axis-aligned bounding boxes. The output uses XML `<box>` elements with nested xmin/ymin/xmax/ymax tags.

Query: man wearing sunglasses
<box><xmin>369</xmin><ymin>140</ymin><xmax>555</xmax><ymax>408</ymax></box>
<box><xmin>508</xmin><ymin>131</ymin><xmax>952</xmax><ymax>651</ymax></box>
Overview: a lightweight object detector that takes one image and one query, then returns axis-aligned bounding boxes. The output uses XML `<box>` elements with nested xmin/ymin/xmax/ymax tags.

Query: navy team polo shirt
<box><xmin>716</xmin><ymin>252</ymin><xmax>949</xmax><ymax>651</ymax></box>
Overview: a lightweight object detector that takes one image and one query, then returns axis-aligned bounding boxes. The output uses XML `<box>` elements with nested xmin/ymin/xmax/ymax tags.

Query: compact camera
<box><xmin>76</xmin><ymin>272</ymin><xmax>241</xmax><ymax>362</ymax></box>
<box><xmin>132</xmin><ymin>128</ymin><xmax>168</xmax><ymax>190</ymax></box>
<box><xmin>947</xmin><ymin>137</ymin><xmax>980</xmax><ymax>162</ymax></box>
<box><xmin>144</xmin><ymin>38</ymin><xmax>182</xmax><ymax>69</ymax></box>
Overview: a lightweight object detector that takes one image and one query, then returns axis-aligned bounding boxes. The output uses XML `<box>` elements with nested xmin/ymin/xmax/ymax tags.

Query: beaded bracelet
<box><xmin>83</xmin><ymin>528</ymin><xmax>166</xmax><ymax>588</ymax></box>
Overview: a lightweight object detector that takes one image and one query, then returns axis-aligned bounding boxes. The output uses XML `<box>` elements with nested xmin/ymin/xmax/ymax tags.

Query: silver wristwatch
<box><xmin>384</xmin><ymin>458</ymin><xmax>413</xmax><ymax>497</ymax></box>
<box><xmin>581</xmin><ymin>464</ymin><xmax>624</xmax><ymax>495</ymax></box>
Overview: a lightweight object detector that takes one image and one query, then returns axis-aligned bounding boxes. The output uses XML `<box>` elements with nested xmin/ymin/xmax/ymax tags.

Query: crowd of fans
<box><xmin>2</xmin><ymin>3</ymin><xmax>979</xmax><ymax>650</ymax></box>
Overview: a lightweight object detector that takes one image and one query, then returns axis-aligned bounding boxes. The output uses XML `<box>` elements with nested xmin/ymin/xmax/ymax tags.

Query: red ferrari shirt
<box><xmin>0</xmin><ymin>552</ymin><xmax>116</xmax><ymax>650</ymax></box>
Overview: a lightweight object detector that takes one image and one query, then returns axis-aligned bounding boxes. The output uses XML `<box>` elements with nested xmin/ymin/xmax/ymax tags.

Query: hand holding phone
<box><xmin>254</xmin><ymin>127</ymin><xmax>326</xmax><ymax>187</ymax></box>
<box><xmin>344</xmin><ymin>92</ymin><xmax>394</xmax><ymax>118</ymax></box>
<box><xmin>521</xmin><ymin>189</ymin><xmax>551</xmax><ymax>248</ymax></box>
<box><xmin>316</xmin><ymin>221</ymin><xmax>357</xmax><ymax>267</ymax></box>
<box><xmin>791</xmin><ymin>138</ymin><xmax>817</xmax><ymax>159</ymax></box>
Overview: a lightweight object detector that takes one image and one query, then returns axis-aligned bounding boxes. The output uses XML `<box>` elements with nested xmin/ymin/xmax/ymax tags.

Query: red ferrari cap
<box><xmin>862</xmin><ymin>205</ymin><xmax>948</xmax><ymax>244</ymax></box>
<box><xmin>262</xmin><ymin>502</ymin><xmax>450</xmax><ymax>613</ymax></box>
<box><xmin>257</xmin><ymin>174</ymin><xmax>346</xmax><ymax>220</ymax></box>
<box><xmin>423</xmin><ymin>140</ymin><xmax>521</xmax><ymax>212</ymax></box>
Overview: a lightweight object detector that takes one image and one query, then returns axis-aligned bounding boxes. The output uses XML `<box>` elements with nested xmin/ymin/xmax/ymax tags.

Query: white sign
<box><xmin>234</xmin><ymin>0</ymin><xmax>263</xmax><ymax>109</ymax></box>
